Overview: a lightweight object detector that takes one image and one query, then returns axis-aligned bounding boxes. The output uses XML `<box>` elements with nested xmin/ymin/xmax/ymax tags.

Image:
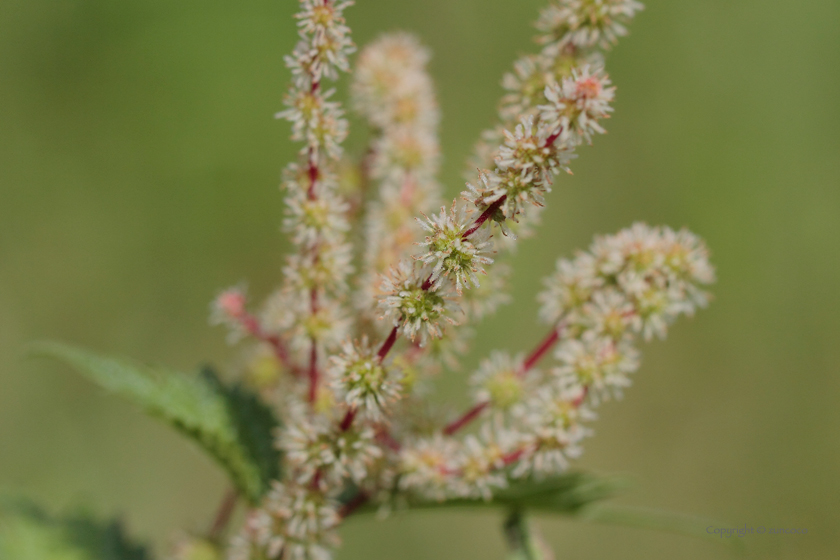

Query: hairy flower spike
<box><xmin>284</xmin><ymin>189</ymin><xmax>350</xmax><ymax>247</ymax></box>
<box><xmin>462</xmin><ymin>115</ymin><xmax>577</xmax><ymax>223</ymax></box>
<box><xmin>277</xmin><ymin>88</ymin><xmax>349</xmax><ymax>158</ymax></box>
<box><xmin>287</xmin><ymin>0</ymin><xmax>356</xmax><ymax>86</ymax></box>
<box><xmin>352</xmin><ymin>33</ymin><xmax>437</xmax><ymax>131</ymax></box>
<box><xmin>552</xmin><ymin>337</ymin><xmax>638</xmax><ymax>401</ymax></box>
<box><xmin>397</xmin><ymin>435</ymin><xmax>461</xmax><ymax>501</ymax></box>
<box><xmin>352</xmin><ymin>33</ymin><xmax>444</xmax><ymax>329</ymax></box>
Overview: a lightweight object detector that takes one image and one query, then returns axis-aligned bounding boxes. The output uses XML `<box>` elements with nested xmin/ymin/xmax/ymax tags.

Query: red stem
<box><xmin>462</xmin><ymin>196</ymin><xmax>507</xmax><ymax>239</ymax></box>
<box><xmin>339</xmin><ymin>408</ymin><xmax>356</xmax><ymax>432</ymax></box>
<box><xmin>375</xmin><ymin>427</ymin><xmax>402</xmax><ymax>451</ymax></box>
<box><xmin>235</xmin><ymin>311</ymin><xmax>298</xmax><ymax>376</ymax></box>
<box><xmin>443</xmin><ymin>324</ymin><xmax>563</xmax><ymax>436</ymax></box>
<box><xmin>520</xmin><ymin>326</ymin><xmax>561</xmax><ymax>375</ymax></box>
<box><xmin>377</xmin><ymin>326</ymin><xmax>399</xmax><ymax>362</ymax></box>
<box><xmin>501</xmin><ymin>448</ymin><xmax>526</xmax><ymax>466</ymax></box>
<box><xmin>308</xmin><ymin>339</ymin><xmax>318</xmax><ymax>403</ymax></box>
<box><xmin>545</xmin><ymin>129</ymin><xmax>562</xmax><ymax>146</ymax></box>
<box><xmin>443</xmin><ymin>401</ymin><xmax>489</xmax><ymax>436</ymax></box>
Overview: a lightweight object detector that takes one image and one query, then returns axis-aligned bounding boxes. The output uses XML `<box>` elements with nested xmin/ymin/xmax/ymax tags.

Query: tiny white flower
<box><xmin>512</xmin><ymin>382</ymin><xmax>595</xmax><ymax>479</ymax></box>
<box><xmin>537</xmin><ymin>253</ymin><xmax>600</xmax><ymax>324</ymax></box>
<box><xmin>416</xmin><ymin>201</ymin><xmax>495</xmax><ymax>294</ymax></box>
<box><xmin>469</xmin><ymin>351</ymin><xmax>538</xmax><ymax>411</ymax></box>
<box><xmin>552</xmin><ymin>337</ymin><xmax>639</xmax><ymax>402</ymax></box>
<box><xmin>329</xmin><ymin>337</ymin><xmax>403</xmax><ymax>421</ymax></box>
<box><xmin>397</xmin><ymin>435</ymin><xmax>460</xmax><ymax>501</ymax></box>
<box><xmin>540</xmin><ymin>65</ymin><xmax>615</xmax><ymax>145</ymax></box>
<box><xmin>536</xmin><ymin>0</ymin><xmax>645</xmax><ymax>51</ymax></box>
<box><xmin>280</xmin><ymin>403</ymin><xmax>383</xmax><ymax>486</ymax></box>
<box><xmin>230</xmin><ymin>482</ymin><xmax>340</xmax><ymax>560</ymax></box>
<box><xmin>378</xmin><ymin>260</ymin><xmax>461</xmax><ymax>345</ymax></box>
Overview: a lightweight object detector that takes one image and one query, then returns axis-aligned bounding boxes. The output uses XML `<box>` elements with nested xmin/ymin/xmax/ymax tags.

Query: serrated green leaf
<box><xmin>31</xmin><ymin>342</ymin><xmax>281</xmax><ymax>503</ymax></box>
<box><xmin>0</xmin><ymin>498</ymin><xmax>150</xmax><ymax>560</ymax></box>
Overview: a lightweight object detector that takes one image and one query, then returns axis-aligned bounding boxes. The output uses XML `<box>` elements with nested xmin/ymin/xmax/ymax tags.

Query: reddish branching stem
<box><xmin>308</xmin><ymin>340</ymin><xmax>318</xmax><ymax>404</ymax></box>
<box><xmin>376</xmin><ymin>326</ymin><xmax>399</xmax><ymax>362</ymax></box>
<box><xmin>545</xmin><ymin>129</ymin><xmax>563</xmax><ymax>147</ymax></box>
<box><xmin>307</xmin><ymin>286</ymin><xmax>320</xmax><ymax>403</ymax></box>
<box><xmin>232</xmin><ymin>309</ymin><xmax>297</xmax><ymax>375</ymax></box>
<box><xmin>443</xmin><ymin>401</ymin><xmax>489</xmax><ymax>436</ymax></box>
<box><xmin>443</xmin><ymin>324</ymin><xmax>564</xmax><ymax>436</ymax></box>
<box><xmin>462</xmin><ymin>196</ymin><xmax>507</xmax><ymax>239</ymax></box>
<box><xmin>375</xmin><ymin>194</ymin><xmax>513</xmax><ymax>363</ymax></box>
<box><xmin>519</xmin><ymin>326</ymin><xmax>561</xmax><ymax>375</ymax></box>
<box><xmin>375</xmin><ymin>427</ymin><xmax>402</xmax><ymax>451</ymax></box>
<box><xmin>501</xmin><ymin>448</ymin><xmax>527</xmax><ymax>466</ymax></box>
<box><xmin>339</xmin><ymin>408</ymin><xmax>356</xmax><ymax>432</ymax></box>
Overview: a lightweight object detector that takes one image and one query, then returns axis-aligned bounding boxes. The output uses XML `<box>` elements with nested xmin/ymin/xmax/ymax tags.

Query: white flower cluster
<box><xmin>540</xmin><ymin>65</ymin><xmax>615</xmax><ymax>145</ymax></box>
<box><xmin>329</xmin><ymin>337</ymin><xmax>403</xmax><ymax>421</ymax></box>
<box><xmin>462</xmin><ymin>61</ymin><xmax>615</xmax><ymax>253</ymax></box>
<box><xmin>225</xmin><ymin>2</ymin><xmax>360</xmax><ymax>559</ymax></box>
<box><xmin>208</xmin><ymin>2</ymin><xmax>716</xmax><ymax>560</ymax></box>
<box><xmin>280</xmin><ymin>402</ymin><xmax>383</xmax><ymax>486</ymax></box>
<box><xmin>537</xmin><ymin>0</ymin><xmax>645</xmax><ymax>51</ymax></box>
<box><xmin>539</xmin><ymin>223</ymin><xmax>716</xmax><ymax>341</ymax></box>
<box><xmin>265</xmin><ymin>0</ymin><xmax>356</xmax><ymax>366</ymax></box>
<box><xmin>351</xmin><ymin>33</ymin><xmax>443</xmax><ymax>322</ymax></box>
<box><xmin>378</xmin><ymin>260</ymin><xmax>460</xmax><ymax>346</ymax></box>
<box><xmin>397</xmin><ymin>223</ymin><xmax>713</xmax><ymax>500</ymax></box>
<box><xmin>229</xmin><ymin>483</ymin><xmax>340</xmax><ymax>560</ymax></box>
<box><xmin>416</xmin><ymin>201</ymin><xmax>494</xmax><ymax>294</ymax></box>
<box><xmin>468</xmin><ymin>0</ymin><xmax>640</xmax><ymax>250</ymax></box>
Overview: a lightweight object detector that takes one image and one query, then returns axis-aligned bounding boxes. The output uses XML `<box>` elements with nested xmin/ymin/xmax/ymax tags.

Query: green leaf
<box><xmin>31</xmin><ymin>342</ymin><xmax>281</xmax><ymax>503</ymax></box>
<box><xmin>345</xmin><ymin>473</ymin><xmax>740</xmax><ymax>551</ymax></box>
<box><xmin>346</xmin><ymin>471</ymin><xmax>627</xmax><ymax>516</ymax></box>
<box><xmin>0</xmin><ymin>498</ymin><xmax>150</xmax><ymax>560</ymax></box>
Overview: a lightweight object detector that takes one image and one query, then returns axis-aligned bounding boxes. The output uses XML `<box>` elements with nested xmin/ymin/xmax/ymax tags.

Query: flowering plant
<box><xmin>8</xmin><ymin>1</ymin><xmax>726</xmax><ymax>559</ymax></box>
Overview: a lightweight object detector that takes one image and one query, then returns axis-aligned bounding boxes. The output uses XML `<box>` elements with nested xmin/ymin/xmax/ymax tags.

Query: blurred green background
<box><xmin>1</xmin><ymin>0</ymin><xmax>838</xmax><ymax>558</ymax></box>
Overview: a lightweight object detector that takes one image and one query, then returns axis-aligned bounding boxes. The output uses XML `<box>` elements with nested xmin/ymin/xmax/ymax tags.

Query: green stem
<box><xmin>504</xmin><ymin>510</ymin><xmax>549</xmax><ymax>560</ymax></box>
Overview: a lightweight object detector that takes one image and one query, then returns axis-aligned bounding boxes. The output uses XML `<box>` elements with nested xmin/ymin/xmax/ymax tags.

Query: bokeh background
<box><xmin>1</xmin><ymin>0</ymin><xmax>838</xmax><ymax>558</ymax></box>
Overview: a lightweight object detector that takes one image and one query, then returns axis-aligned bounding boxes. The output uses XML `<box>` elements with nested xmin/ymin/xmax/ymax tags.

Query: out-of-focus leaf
<box><xmin>345</xmin><ymin>473</ymin><xmax>740</xmax><ymax>551</ymax></box>
<box><xmin>0</xmin><ymin>498</ymin><xmax>150</xmax><ymax>560</ymax></box>
<box><xmin>347</xmin><ymin>472</ymin><xmax>626</xmax><ymax>516</ymax></box>
<box><xmin>31</xmin><ymin>342</ymin><xmax>281</xmax><ymax>503</ymax></box>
